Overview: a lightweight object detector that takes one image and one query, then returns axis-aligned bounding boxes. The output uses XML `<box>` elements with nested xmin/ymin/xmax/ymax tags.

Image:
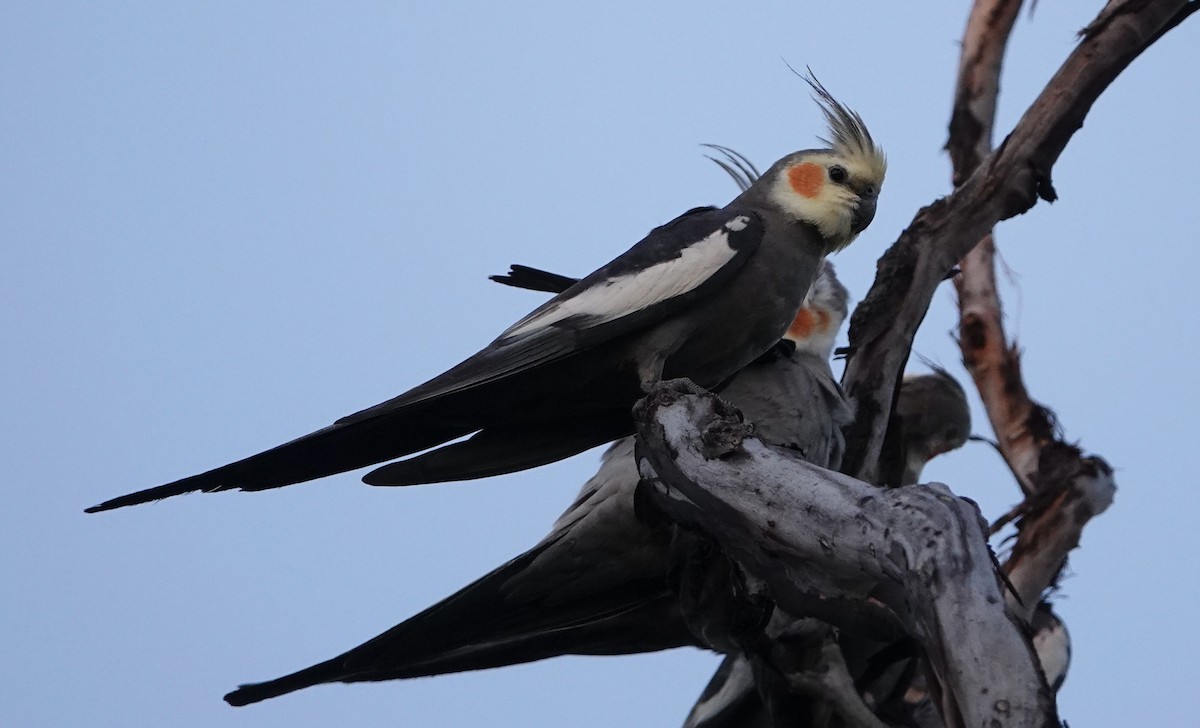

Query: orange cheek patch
<box><xmin>788</xmin><ymin>308</ymin><xmax>815</xmax><ymax>339</ymax></box>
<box><xmin>788</xmin><ymin>163</ymin><xmax>824</xmax><ymax>199</ymax></box>
<box><xmin>814</xmin><ymin>309</ymin><xmax>831</xmax><ymax>332</ymax></box>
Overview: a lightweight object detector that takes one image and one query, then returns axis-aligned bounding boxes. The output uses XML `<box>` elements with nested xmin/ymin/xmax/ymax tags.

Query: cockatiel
<box><xmin>87</xmin><ymin>77</ymin><xmax>884</xmax><ymax>513</ymax></box>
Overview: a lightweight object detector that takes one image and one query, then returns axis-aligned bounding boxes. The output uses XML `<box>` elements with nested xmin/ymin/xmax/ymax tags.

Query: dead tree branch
<box><xmin>947</xmin><ymin>0</ymin><xmax>1023</xmax><ymax>184</ymax></box>
<box><xmin>640</xmin><ymin>3</ymin><xmax>1190</xmax><ymax>726</ymax></box>
<box><xmin>949</xmin><ymin>0</ymin><xmax>1072</xmax><ymax>500</ymax></box>
<box><xmin>948</xmin><ymin>0</ymin><xmax>1042</xmax><ymax>492</ymax></box>
<box><xmin>947</xmin><ymin>0</ymin><xmax>1124</xmax><ymax>627</ymax></box>
<box><xmin>840</xmin><ymin>0</ymin><xmax>1194</xmax><ymax>483</ymax></box>
<box><xmin>634</xmin><ymin>385</ymin><xmax>1057</xmax><ymax>728</ymax></box>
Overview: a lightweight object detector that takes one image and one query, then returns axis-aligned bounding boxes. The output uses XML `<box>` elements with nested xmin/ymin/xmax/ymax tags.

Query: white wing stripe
<box><xmin>501</xmin><ymin>219</ymin><xmax>747</xmax><ymax>340</ymax></box>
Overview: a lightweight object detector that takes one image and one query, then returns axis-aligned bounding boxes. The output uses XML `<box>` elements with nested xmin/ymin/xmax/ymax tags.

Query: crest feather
<box><xmin>702</xmin><ymin>144</ymin><xmax>760</xmax><ymax>193</ymax></box>
<box><xmin>802</xmin><ymin>70</ymin><xmax>887</xmax><ymax>182</ymax></box>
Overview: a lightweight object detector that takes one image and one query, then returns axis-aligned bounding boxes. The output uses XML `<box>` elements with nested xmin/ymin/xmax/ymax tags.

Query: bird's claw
<box><xmin>653</xmin><ymin>377</ymin><xmax>711</xmax><ymax>397</ymax></box>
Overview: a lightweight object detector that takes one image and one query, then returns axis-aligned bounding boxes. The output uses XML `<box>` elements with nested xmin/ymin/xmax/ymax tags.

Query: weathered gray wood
<box><xmin>946</xmin><ymin>0</ymin><xmax>1121</xmax><ymax>694</ymax></box>
<box><xmin>634</xmin><ymin>386</ymin><xmax>1057</xmax><ymax>728</ymax></box>
<box><xmin>767</xmin><ymin>626</ymin><xmax>892</xmax><ymax>728</ymax></box>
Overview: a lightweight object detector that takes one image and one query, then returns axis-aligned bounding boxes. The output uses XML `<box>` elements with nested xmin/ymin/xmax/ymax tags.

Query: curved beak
<box><xmin>850</xmin><ymin>193</ymin><xmax>877</xmax><ymax>235</ymax></box>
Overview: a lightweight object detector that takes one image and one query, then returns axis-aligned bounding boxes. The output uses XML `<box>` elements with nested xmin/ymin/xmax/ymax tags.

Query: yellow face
<box><xmin>770</xmin><ymin>150</ymin><xmax>885</xmax><ymax>250</ymax></box>
<box><xmin>766</xmin><ymin>78</ymin><xmax>887</xmax><ymax>250</ymax></box>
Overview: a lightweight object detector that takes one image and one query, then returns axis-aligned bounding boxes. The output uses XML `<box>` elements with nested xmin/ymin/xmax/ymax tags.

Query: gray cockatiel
<box><xmin>894</xmin><ymin>367</ymin><xmax>973</xmax><ymax>485</ymax></box>
<box><xmin>222</xmin><ymin>261</ymin><xmax>853</xmax><ymax>707</ymax></box>
<box><xmin>87</xmin><ymin>77</ymin><xmax>885</xmax><ymax>513</ymax></box>
<box><xmin>717</xmin><ymin>259</ymin><xmax>851</xmax><ymax>470</ymax></box>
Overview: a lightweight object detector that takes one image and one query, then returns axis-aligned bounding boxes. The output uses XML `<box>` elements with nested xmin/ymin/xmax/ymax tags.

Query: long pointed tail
<box><xmin>86</xmin><ymin>412</ymin><xmax>472</xmax><ymax>512</ymax></box>
<box><xmin>225</xmin><ymin>656</ymin><xmax>346</xmax><ymax>706</ymax></box>
<box><xmin>223</xmin><ymin>537</ymin><xmax>692</xmax><ymax>705</ymax></box>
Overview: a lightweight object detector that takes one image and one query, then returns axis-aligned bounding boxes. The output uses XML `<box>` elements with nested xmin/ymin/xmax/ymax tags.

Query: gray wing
<box><xmin>338</xmin><ymin>207</ymin><xmax>763</xmax><ymax>425</ymax></box>
<box><xmin>224</xmin><ymin>438</ymin><xmax>697</xmax><ymax>707</ymax></box>
<box><xmin>719</xmin><ymin>350</ymin><xmax>850</xmax><ymax>469</ymax></box>
<box><xmin>86</xmin><ymin>207</ymin><xmax>762</xmax><ymax>511</ymax></box>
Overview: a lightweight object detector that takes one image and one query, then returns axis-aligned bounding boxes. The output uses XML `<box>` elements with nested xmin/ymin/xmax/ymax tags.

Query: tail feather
<box><xmin>89</xmin><ymin>346</ymin><xmax>637</xmax><ymax>512</ymax></box>
<box><xmin>224</xmin><ymin>657</ymin><xmax>346</xmax><ymax>707</ymax></box>
<box><xmin>489</xmin><ymin>265</ymin><xmax>578</xmax><ymax>294</ymax></box>
<box><xmin>85</xmin><ymin>405</ymin><xmax>475</xmax><ymax>513</ymax></box>
<box><xmin>363</xmin><ymin>411</ymin><xmax>631</xmax><ymax>486</ymax></box>
<box><xmin>224</xmin><ymin>537</ymin><xmax>694</xmax><ymax>706</ymax></box>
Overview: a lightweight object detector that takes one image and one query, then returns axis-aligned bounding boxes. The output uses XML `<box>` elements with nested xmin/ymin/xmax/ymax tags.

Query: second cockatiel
<box><xmin>223</xmin><ymin>261</ymin><xmax>853</xmax><ymax>707</ymax></box>
<box><xmin>88</xmin><ymin>77</ymin><xmax>885</xmax><ymax>513</ymax></box>
<box><xmin>893</xmin><ymin>367</ymin><xmax>972</xmax><ymax>485</ymax></box>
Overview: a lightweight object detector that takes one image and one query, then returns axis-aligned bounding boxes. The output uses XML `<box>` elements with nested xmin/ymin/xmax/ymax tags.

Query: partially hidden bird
<box><xmin>893</xmin><ymin>367</ymin><xmax>972</xmax><ymax>485</ymax></box>
<box><xmin>86</xmin><ymin>76</ymin><xmax>884</xmax><ymax>513</ymax></box>
<box><xmin>222</xmin><ymin>258</ymin><xmax>854</xmax><ymax>706</ymax></box>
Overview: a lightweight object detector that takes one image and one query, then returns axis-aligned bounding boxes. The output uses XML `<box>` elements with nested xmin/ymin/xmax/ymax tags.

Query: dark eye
<box><xmin>828</xmin><ymin>165</ymin><xmax>848</xmax><ymax>184</ymax></box>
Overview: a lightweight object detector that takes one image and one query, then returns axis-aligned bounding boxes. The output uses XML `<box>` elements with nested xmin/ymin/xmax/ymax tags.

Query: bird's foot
<box><xmin>650</xmin><ymin>377</ymin><xmax>710</xmax><ymax>397</ymax></box>
<box><xmin>637</xmin><ymin>379</ymin><xmax>751</xmax><ymax>459</ymax></box>
<box><xmin>641</xmin><ymin>378</ymin><xmax>737</xmax><ymax>416</ymax></box>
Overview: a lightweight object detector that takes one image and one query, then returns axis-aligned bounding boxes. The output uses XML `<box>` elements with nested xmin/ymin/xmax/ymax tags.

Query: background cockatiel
<box><xmin>892</xmin><ymin>367</ymin><xmax>973</xmax><ymax>486</ymax></box>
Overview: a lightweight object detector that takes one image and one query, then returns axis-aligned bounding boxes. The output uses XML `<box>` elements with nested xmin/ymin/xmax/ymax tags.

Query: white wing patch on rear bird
<box><xmin>499</xmin><ymin>217</ymin><xmax>749</xmax><ymax>341</ymax></box>
<box><xmin>1032</xmin><ymin>613</ymin><xmax>1070</xmax><ymax>690</ymax></box>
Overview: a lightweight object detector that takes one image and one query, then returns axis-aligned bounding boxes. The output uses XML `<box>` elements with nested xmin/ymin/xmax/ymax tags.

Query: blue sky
<box><xmin>3</xmin><ymin>3</ymin><xmax>1197</xmax><ymax>726</ymax></box>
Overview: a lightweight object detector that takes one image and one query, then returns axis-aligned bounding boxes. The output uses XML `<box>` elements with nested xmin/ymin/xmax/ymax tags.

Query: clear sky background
<box><xmin>3</xmin><ymin>3</ymin><xmax>1197</xmax><ymax>726</ymax></box>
